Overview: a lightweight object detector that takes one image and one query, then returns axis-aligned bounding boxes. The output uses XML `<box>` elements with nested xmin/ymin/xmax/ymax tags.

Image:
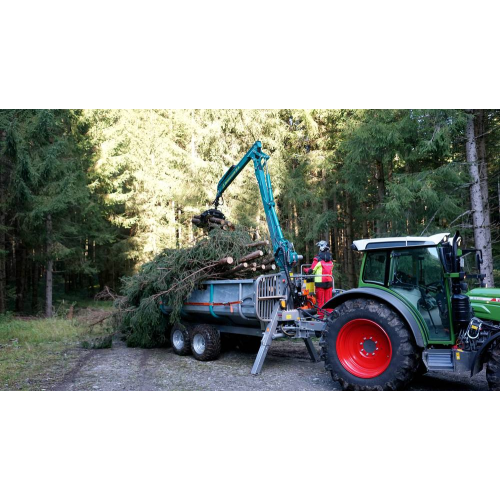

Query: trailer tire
<box><xmin>321</xmin><ymin>298</ymin><xmax>420</xmax><ymax>390</ymax></box>
<box><xmin>191</xmin><ymin>324</ymin><xmax>221</xmax><ymax>361</ymax></box>
<box><xmin>486</xmin><ymin>346</ymin><xmax>500</xmax><ymax>390</ymax></box>
<box><xmin>170</xmin><ymin>323</ymin><xmax>191</xmax><ymax>356</ymax></box>
<box><xmin>237</xmin><ymin>335</ymin><xmax>262</xmax><ymax>354</ymax></box>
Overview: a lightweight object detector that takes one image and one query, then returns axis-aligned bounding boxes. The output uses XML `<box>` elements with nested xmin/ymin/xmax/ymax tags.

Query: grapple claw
<box><xmin>192</xmin><ymin>209</ymin><xmax>234</xmax><ymax>231</ymax></box>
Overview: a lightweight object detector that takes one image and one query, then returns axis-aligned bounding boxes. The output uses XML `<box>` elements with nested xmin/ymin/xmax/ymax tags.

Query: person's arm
<box><xmin>305</xmin><ymin>256</ymin><xmax>319</xmax><ymax>274</ymax></box>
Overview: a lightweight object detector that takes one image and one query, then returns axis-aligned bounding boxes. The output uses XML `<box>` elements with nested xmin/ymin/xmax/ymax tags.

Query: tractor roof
<box><xmin>352</xmin><ymin>233</ymin><xmax>450</xmax><ymax>252</ymax></box>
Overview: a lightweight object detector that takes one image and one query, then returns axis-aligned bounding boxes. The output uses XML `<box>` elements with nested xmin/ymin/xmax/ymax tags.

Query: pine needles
<box><xmin>115</xmin><ymin>227</ymin><xmax>272</xmax><ymax>348</ymax></box>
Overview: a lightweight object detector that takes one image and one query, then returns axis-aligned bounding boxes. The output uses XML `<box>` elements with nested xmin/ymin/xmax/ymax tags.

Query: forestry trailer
<box><xmin>162</xmin><ymin>141</ymin><xmax>500</xmax><ymax>390</ymax></box>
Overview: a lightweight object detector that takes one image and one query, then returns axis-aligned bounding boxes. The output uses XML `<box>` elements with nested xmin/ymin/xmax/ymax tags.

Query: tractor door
<box><xmin>389</xmin><ymin>247</ymin><xmax>452</xmax><ymax>342</ymax></box>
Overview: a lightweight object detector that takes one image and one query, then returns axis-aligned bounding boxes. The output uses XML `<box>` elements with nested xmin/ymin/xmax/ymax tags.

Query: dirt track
<box><xmin>53</xmin><ymin>336</ymin><xmax>488</xmax><ymax>391</ymax></box>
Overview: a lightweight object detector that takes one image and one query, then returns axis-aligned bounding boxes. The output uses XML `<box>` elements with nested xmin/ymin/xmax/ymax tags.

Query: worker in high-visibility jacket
<box><xmin>312</xmin><ymin>250</ymin><xmax>334</xmax><ymax>318</ymax></box>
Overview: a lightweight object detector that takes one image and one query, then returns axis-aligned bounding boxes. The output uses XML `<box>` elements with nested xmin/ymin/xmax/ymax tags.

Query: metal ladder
<box><xmin>251</xmin><ymin>303</ymin><xmax>320</xmax><ymax>375</ymax></box>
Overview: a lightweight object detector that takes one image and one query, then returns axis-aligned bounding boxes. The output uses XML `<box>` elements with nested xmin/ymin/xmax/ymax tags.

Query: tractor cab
<box><xmin>357</xmin><ymin>234</ymin><xmax>453</xmax><ymax>343</ymax></box>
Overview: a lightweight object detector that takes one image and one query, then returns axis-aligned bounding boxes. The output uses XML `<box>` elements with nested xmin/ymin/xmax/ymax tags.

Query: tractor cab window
<box><xmin>389</xmin><ymin>247</ymin><xmax>451</xmax><ymax>341</ymax></box>
<box><xmin>363</xmin><ymin>251</ymin><xmax>388</xmax><ymax>285</ymax></box>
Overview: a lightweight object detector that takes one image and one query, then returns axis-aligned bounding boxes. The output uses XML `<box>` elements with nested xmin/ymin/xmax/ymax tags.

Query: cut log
<box><xmin>208</xmin><ymin>222</ymin><xmax>228</xmax><ymax>231</ymax></box>
<box><xmin>208</xmin><ymin>216</ymin><xmax>225</xmax><ymax>225</ymax></box>
<box><xmin>217</xmin><ymin>256</ymin><xmax>234</xmax><ymax>266</ymax></box>
<box><xmin>262</xmin><ymin>256</ymin><xmax>275</xmax><ymax>265</ymax></box>
<box><xmin>263</xmin><ymin>264</ymin><xmax>276</xmax><ymax>271</ymax></box>
<box><xmin>224</xmin><ymin>262</ymin><xmax>249</xmax><ymax>275</ymax></box>
<box><xmin>245</xmin><ymin>240</ymin><xmax>270</xmax><ymax>249</ymax></box>
<box><xmin>191</xmin><ymin>217</ymin><xmax>201</xmax><ymax>225</ymax></box>
<box><xmin>238</xmin><ymin>250</ymin><xmax>264</xmax><ymax>264</ymax></box>
<box><xmin>208</xmin><ymin>216</ymin><xmax>234</xmax><ymax>228</ymax></box>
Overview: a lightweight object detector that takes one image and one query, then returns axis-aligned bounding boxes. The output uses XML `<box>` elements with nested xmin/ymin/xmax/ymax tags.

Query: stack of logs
<box><xmin>210</xmin><ymin>240</ymin><xmax>276</xmax><ymax>279</ymax></box>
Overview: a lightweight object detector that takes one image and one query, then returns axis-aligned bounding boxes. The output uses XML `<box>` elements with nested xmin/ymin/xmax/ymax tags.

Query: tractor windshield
<box><xmin>389</xmin><ymin>247</ymin><xmax>451</xmax><ymax>341</ymax></box>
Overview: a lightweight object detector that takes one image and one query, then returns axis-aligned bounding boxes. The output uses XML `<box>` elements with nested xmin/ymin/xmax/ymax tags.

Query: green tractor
<box><xmin>320</xmin><ymin>231</ymin><xmax>500</xmax><ymax>390</ymax></box>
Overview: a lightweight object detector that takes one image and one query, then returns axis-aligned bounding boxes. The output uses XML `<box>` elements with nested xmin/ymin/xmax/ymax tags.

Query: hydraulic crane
<box><xmin>175</xmin><ymin>141</ymin><xmax>326</xmax><ymax>374</ymax></box>
<box><xmin>199</xmin><ymin>141</ymin><xmax>302</xmax><ymax>272</ymax></box>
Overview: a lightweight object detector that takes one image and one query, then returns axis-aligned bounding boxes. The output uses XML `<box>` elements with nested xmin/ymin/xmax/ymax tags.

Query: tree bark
<box><xmin>475</xmin><ymin>109</ymin><xmax>489</xmax><ymax>209</ymax></box>
<box><xmin>345</xmin><ymin>193</ymin><xmax>356</xmax><ymax>288</ymax></box>
<box><xmin>375</xmin><ymin>161</ymin><xmax>386</xmax><ymax>236</ymax></box>
<box><xmin>332</xmin><ymin>187</ymin><xmax>339</xmax><ymax>261</ymax></box>
<box><xmin>31</xmin><ymin>249</ymin><xmax>39</xmax><ymax>314</ymax></box>
<box><xmin>322</xmin><ymin>167</ymin><xmax>329</xmax><ymax>241</ymax></box>
<box><xmin>465</xmin><ymin>111</ymin><xmax>494</xmax><ymax>286</ymax></box>
<box><xmin>45</xmin><ymin>214</ymin><xmax>53</xmax><ymax>318</ymax></box>
<box><xmin>15</xmin><ymin>238</ymin><xmax>26</xmax><ymax>312</ymax></box>
<box><xmin>0</xmin><ymin>129</ymin><xmax>7</xmax><ymax>314</ymax></box>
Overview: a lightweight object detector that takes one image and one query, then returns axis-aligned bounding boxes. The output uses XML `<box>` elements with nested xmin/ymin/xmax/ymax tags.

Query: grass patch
<box><xmin>0</xmin><ymin>312</ymin><xmax>113</xmax><ymax>390</ymax></box>
<box><xmin>0</xmin><ymin>317</ymin><xmax>82</xmax><ymax>345</ymax></box>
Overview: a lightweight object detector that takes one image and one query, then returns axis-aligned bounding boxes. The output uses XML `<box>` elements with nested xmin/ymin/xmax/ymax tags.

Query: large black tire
<box><xmin>486</xmin><ymin>347</ymin><xmax>500</xmax><ymax>390</ymax></box>
<box><xmin>190</xmin><ymin>324</ymin><xmax>222</xmax><ymax>361</ymax></box>
<box><xmin>170</xmin><ymin>323</ymin><xmax>191</xmax><ymax>356</ymax></box>
<box><xmin>237</xmin><ymin>335</ymin><xmax>262</xmax><ymax>354</ymax></box>
<box><xmin>321</xmin><ymin>298</ymin><xmax>420</xmax><ymax>390</ymax></box>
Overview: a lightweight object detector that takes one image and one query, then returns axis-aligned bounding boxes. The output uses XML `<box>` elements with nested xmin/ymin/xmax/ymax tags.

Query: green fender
<box><xmin>323</xmin><ymin>288</ymin><xmax>426</xmax><ymax>348</ymax></box>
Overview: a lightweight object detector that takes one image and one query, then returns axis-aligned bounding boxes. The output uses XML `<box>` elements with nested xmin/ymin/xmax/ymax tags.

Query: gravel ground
<box><xmin>53</xmin><ymin>335</ymin><xmax>489</xmax><ymax>391</ymax></box>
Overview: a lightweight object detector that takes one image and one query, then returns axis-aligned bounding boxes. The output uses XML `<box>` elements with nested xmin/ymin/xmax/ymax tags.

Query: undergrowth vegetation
<box><xmin>0</xmin><ymin>305</ymin><xmax>113</xmax><ymax>390</ymax></box>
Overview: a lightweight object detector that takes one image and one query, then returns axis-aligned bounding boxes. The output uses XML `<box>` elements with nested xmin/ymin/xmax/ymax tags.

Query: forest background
<box><xmin>0</xmin><ymin>109</ymin><xmax>498</xmax><ymax>317</ymax></box>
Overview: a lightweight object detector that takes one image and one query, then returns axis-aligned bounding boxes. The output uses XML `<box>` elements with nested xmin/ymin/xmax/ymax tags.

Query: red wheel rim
<box><xmin>336</xmin><ymin>319</ymin><xmax>392</xmax><ymax>378</ymax></box>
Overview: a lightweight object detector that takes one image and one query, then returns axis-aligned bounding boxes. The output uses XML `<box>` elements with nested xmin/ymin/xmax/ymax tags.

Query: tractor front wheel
<box><xmin>321</xmin><ymin>298</ymin><xmax>420</xmax><ymax>390</ymax></box>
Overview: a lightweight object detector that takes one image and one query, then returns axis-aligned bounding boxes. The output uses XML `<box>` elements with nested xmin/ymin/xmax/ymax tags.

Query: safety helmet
<box><xmin>316</xmin><ymin>240</ymin><xmax>330</xmax><ymax>252</ymax></box>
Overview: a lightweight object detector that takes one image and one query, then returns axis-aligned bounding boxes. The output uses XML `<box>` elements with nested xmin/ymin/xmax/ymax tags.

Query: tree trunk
<box><xmin>31</xmin><ymin>249</ymin><xmax>39</xmax><ymax>314</ymax></box>
<box><xmin>0</xmin><ymin>129</ymin><xmax>7</xmax><ymax>314</ymax></box>
<box><xmin>15</xmin><ymin>239</ymin><xmax>27</xmax><ymax>313</ymax></box>
<box><xmin>45</xmin><ymin>214</ymin><xmax>53</xmax><ymax>318</ymax></box>
<box><xmin>322</xmin><ymin>167</ymin><xmax>329</xmax><ymax>241</ymax></box>
<box><xmin>0</xmin><ymin>176</ymin><xmax>6</xmax><ymax>314</ymax></box>
<box><xmin>465</xmin><ymin>111</ymin><xmax>494</xmax><ymax>286</ymax></box>
<box><xmin>345</xmin><ymin>193</ymin><xmax>356</xmax><ymax>288</ymax></box>
<box><xmin>332</xmin><ymin>188</ymin><xmax>339</xmax><ymax>261</ymax></box>
<box><xmin>375</xmin><ymin>161</ymin><xmax>386</xmax><ymax>236</ymax></box>
<box><xmin>475</xmin><ymin>109</ymin><xmax>489</xmax><ymax>210</ymax></box>
<box><xmin>292</xmin><ymin>202</ymin><xmax>299</xmax><ymax>239</ymax></box>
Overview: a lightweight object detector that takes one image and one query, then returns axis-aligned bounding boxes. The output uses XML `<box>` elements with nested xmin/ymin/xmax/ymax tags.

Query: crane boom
<box><xmin>213</xmin><ymin>141</ymin><xmax>301</xmax><ymax>271</ymax></box>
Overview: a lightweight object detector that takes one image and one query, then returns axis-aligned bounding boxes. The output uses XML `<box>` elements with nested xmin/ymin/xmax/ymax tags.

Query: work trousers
<box><xmin>316</xmin><ymin>286</ymin><xmax>333</xmax><ymax>319</ymax></box>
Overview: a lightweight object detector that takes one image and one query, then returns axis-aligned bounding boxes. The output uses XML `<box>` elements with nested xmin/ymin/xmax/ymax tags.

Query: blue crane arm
<box><xmin>213</xmin><ymin>141</ymin><xmax>301</xmax><ymax>270</ymax></box>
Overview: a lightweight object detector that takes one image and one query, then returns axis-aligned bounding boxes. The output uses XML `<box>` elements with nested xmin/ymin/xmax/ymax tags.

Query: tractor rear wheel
<box><xmin>171</xmin><ymin>323</ymin><xmax>191</xmax><ymax>356</ymax></box>
<box><xmin>321</xmin><ymin>298</ymin><xmax>420</xmax><ymax>390</ymax></box>
<box><xmin>190</xmin><ymin>324</ymin><xmax>221</xmax><ymax>361</ymax></box>
<box><xmin>486</xmin><ymin>347</ymin><xmax>500</xmax><ymax>390</ymax></box>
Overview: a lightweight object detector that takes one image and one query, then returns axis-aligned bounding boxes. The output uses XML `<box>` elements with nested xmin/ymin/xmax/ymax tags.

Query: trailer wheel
<box><xmin>190</xmin><ymin>324</ymin><xmax>221</xmax><ymax>361</ymax></box>
<box><xmin>171</xmin><ymin>323</ymin><xmax>191</xmax><ymax>356</ymax></box>
<box><xmin>486</xmin><ymin>346</ymin><xmax>500</xmax><ymax>390</ymax></box>
<box><xmin>322</xmin><ymin>298</ymin><xmax>420</xmax><ymax>390</ymax></box>
<box><xmin>237</xmin><ymin>335</ymin><xmax>262</xmax><ymax>354</ymax></box>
